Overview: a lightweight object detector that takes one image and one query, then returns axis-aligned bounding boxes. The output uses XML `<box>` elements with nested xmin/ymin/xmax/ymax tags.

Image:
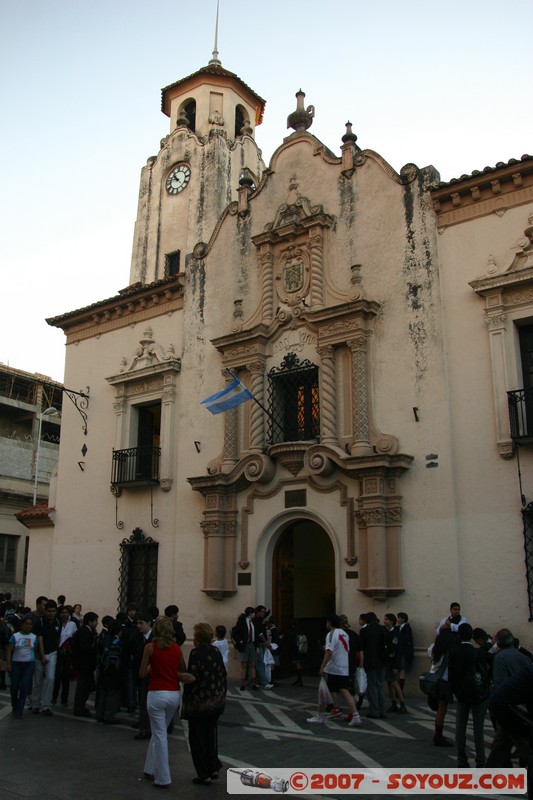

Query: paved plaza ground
<box><xmin>0</xmin><ymin>678</ymin><xmax>519</xmax><ymax>800</ymax></box>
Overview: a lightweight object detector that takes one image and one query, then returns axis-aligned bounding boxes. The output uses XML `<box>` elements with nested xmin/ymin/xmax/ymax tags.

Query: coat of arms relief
<box><xmin>276</xmin><ymin>246</ymin><xmax>310</xmax><ymax>306</ymax></box>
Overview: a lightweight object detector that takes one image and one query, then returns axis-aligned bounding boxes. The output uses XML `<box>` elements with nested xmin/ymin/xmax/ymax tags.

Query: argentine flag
<box><xmin>201</xmin><ymin>371</ymin><xmax>254</xmax><ymax>414</ymax></box>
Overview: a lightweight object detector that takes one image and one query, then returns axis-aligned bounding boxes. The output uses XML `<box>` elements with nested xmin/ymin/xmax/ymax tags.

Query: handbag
<box><xmin>419</xmin><ymin>653</ymin><xmax>448</xmax><ymax>697</ymax></box>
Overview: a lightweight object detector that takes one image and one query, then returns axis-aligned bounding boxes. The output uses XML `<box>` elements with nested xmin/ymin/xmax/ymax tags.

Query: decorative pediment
<box><xmin>118</xmin><ymin>327</ymin><xmax>180</xmax><ymax>374</ymax></box>
<box><xmin>470</xmin><ymin>214</ymin><xmax>533</xmax><ymax>301</ymax></box>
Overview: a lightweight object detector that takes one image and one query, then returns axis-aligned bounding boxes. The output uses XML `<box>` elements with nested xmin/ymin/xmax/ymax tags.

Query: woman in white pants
<box><xmin>139</xmin><ymin>616</ymin><xmax>193</xmax><ymax>788</ymax></box>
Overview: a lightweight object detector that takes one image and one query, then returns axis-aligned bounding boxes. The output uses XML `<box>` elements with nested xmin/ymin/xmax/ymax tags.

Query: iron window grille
<box><xmin>118</xmin><ymin>528</ymin><xmax>158</xmax><ymax>614</ymax></box>
<box><xmin>111</xmin><ymin>446</ymin><xmax>161</xmax><ymax>487</ymax></box>
<box><xmin>508</xmin><ymin>389</ymin><xmax>533</xmax><ymax>441</ymax></box>
<box><xmin>165</xmin><ymin>250</ymin><xmax>180</xmax><ymax>277</ymax></box>
<box><xmin>267</xmin><ymin>352</ymin><xmax>320</xmax><ymax>444</ymax></box>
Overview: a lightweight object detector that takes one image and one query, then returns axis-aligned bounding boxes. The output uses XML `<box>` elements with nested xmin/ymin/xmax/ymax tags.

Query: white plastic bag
<box><xmin>355</xmin><ymin>667</ymin><xmax>367</xmax><ymax>695</ymax></box>
<box><xmin>318</xmin><ymin>676</ymin><xmax>333</xmax><ymax>706</ymax></box>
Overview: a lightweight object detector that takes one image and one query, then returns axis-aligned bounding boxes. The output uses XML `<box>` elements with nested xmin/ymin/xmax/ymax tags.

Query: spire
<box><xmin>209</xmin><ymin>0</ymin><xmax>222</xmax><ymax>66</ymax></box>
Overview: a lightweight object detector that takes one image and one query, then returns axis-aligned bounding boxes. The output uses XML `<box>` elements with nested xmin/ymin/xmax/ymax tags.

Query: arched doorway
<box><xmin>272</xmin><ymin>519</ymin><xmax>335</xmax><ymax>673</ymax></box>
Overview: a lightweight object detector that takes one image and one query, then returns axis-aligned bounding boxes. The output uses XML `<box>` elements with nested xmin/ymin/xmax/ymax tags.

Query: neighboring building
<box><xmin>0</xmin><ymin>365</ymin><xmax>62</xmax><ymax>599</ymax></box>
<box><xmin>26</xmin><ymin>50</ymin><xmax>533</xmax><ymax>653</ymax></box>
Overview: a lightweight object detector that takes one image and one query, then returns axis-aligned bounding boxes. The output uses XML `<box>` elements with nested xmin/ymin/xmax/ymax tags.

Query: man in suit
<box><xmin>448</xmin><ymin>622</ymin><xmax>488</xmax><ymax>767</ymax></box>
<box><xmin>359</xmin><ymin>611</ymin><xmax>388</xmax><ymax>719</ymax></box>
<box><xmin>72</xmin><ymin>612</ymin><xmax>99</xmax><ymax>717</ymax></box>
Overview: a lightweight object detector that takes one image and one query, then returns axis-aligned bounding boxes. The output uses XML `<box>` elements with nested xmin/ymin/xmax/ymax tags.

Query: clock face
<box><xmin>166</xmin><ymin>164</ymin><xmax>191</xmax><ymax>195</ymax></box>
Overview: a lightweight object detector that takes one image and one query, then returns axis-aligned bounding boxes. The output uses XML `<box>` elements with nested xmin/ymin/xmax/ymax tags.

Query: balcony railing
<box><xmin>111</xmin><ymin>446</ymin><xmax>160</xmax><ymax>487</ymax></box>
<box><xmin>508</xmin><ymin>389</ymin><xmax>533</xmax><ymax>441</ymax></box>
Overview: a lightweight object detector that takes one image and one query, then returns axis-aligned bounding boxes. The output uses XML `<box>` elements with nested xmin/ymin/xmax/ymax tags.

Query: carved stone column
<box><xmin>308</xmin><ymin>231</ymin><xmax>325</xmax><ymax>309</ymax></box>
<box><xmin>247</xmin><ymin>359</ymin><xmax>266</xmax><ymax>452</ymax></box>
<box><xmin>160</xmin><ymin>377</ymin><xmax>175</xmax><ymax>490</ymax></box>
<box><xmin>317</xmin><ymin>345</ymin><xmax>337</xmax><ymax>444</ymax></box>
<box><xmin>348</xmin><ymin>336</ymin><xmax>373</xmax><ymax>456</ymax></box>
<box><xmin>200</xmin><ymin>490</ymin><xmax>237</xmax><ymax>600</ymax></box>
<box><xmin>222</xmin><ymin>373</ymin><xmax>239</xmax><ymax>471</ymax></box>
<box><xmin>484</xmin><ymin>310</ymin><xmax>513</xmax><ymax>458</ymax></box>
<box><xmin>260</xmin><ymin>248</ymin><xmax>274</xmax><ymax>323</ymax></box>
<box><xmin>355</xmin><ymin>472</ymin><xmax>404</xmax><ymax>598</ymax></box>
<box><xmin>112</xmin><ymin>392</ymin><xmax>127</xmax><ymax>447</ymax></box>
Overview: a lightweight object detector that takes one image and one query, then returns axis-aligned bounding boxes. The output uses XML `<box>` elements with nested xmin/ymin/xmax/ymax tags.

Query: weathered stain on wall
<box><xmin>402</xmin><ymin>169</ymin><xmax>439</xmax><ymax>388</ymax></box>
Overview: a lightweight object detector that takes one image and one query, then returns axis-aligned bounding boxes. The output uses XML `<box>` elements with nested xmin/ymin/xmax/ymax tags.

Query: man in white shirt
<box><xmin>437</xmin><ymin>602</ymin><xmax>467</xmax><ymax>634</ymax></box>
<box><xmin>307</xmin><ymin>614</ymin><xmax>362</xmax><ymax>727</ymax></box>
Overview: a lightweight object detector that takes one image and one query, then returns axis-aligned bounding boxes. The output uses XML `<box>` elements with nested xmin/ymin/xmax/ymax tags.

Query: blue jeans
<box><xmin>10</xmin><ymin>660</ymin><xmax>35</xmax><ymax>717</ymax></box>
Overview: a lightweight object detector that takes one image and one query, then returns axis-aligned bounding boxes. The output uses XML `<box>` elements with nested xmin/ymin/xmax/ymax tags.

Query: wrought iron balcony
<box><xmin>111</xmin><ymin>446</ymin><xmax>161</xmax><ymax>487</ymax></box>
<box><xmin>508</xmin><ymin>389</ymin><xmax>533</xmax><ymax>441</ymax></box>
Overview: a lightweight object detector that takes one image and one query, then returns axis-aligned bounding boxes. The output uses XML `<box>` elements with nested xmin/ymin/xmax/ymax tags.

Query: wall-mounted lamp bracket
<box><xmin>151</xmin><ymin>485</ymin><xmax>159</xmax><ymax>528</ymax></box>
<box><xmin>63</xmin><ymin>386</ymin><xmax>90</xmax><ymax>435</ymax></box>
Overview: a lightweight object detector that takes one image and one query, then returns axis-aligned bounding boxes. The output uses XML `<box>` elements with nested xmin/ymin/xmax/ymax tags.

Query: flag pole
<box><xmin>226</xmin><ymin>369</ymin><xmax>277</xmax><ymax>424</ymax></box>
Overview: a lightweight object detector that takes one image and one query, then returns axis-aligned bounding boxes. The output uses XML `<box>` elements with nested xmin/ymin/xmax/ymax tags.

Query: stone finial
<box><xmin>287</xmin><ymin>89</ymin><xmax>315</xmax><ymax>133</ymax></box>
<box><xmin>342</xmin><ymin>121</ymin><xmax>358</xmax><ymax>145</ymax></box>
<box><xmin>486</xmin><ymin>254</ymin><xmax>498</xmax><ymax>274</ymax></box>
<box><xmin>176</xmin><ymin>108</ymin><xmax>190</xmax><ymax>128</ymax></box>
<box><xmin>286</xmin><ymin>174</ymin><xmax>299</xmax><ymax>205</ymax></box>
<box><xmin>239</xmin><ymin>168</ymin><xmax>255</xmax><ymax>188</ymax></box>
<box><xmin>208</xmin><ymin>110</ymin><xmax>224</xmax><ymax>128</ymax></box>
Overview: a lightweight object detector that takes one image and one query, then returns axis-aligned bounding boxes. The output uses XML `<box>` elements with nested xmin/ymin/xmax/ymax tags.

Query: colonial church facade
<box><xmin>23</xmin><ymin>54</ymin><xmax>533</xmax><ymax>652</ymax></box>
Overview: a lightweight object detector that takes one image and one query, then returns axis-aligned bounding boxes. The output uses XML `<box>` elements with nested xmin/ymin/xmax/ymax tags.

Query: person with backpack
<box><xmin>96</xmin><ymin>619</ymin><xmax>124</xmax><ymax>724</ymax></box>
<box><xmin>448</xmin><ymin>622</ymin><xmax>490</xmax><ymax>767</ymax></box>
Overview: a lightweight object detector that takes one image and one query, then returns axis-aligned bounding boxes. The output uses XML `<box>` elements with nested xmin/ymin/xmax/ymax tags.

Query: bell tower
<box><xmin>129</xmin><ymin>40</ymin><xmax>266</xmax><ymax>285</ymax></box>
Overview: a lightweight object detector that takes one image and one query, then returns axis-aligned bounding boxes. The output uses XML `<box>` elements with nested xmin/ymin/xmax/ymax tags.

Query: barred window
<box><xmin>118</xmin><ymin>528</ymin><xmax>158</xmax><ymax>614</ymax></box>
<box><xmin>268</xmin><ymin>353</ymin><xmax>320</xmax><ymax>444</ymax></box>
<box><xmin>165</xmin><ymin>250</ymin><xmax>180</xmax><ymax>278</ymax></box>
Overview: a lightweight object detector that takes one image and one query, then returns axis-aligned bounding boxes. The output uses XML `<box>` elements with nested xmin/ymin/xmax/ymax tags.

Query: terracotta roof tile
<box><xmin>16</xmin><ymin>502</ymin><xmax>54</xmax><ymax>528</ymax></box>
<box><xmin>431</xmin><ymin>154</ymin><xmax>533</xmax><ymax>190</ymax></box>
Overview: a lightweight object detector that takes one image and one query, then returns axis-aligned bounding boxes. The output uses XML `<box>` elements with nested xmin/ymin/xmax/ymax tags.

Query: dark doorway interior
<box><xmin>272</xmin><ymin>520</ymin><xmax>335</xmax><ymax>676</ymax></box>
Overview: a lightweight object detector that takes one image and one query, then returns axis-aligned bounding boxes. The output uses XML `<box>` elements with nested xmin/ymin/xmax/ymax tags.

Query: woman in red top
<box><xmin>139</xmin><ymin>616</ymin><xmax>192</xmax><ymax>788</ymax></box>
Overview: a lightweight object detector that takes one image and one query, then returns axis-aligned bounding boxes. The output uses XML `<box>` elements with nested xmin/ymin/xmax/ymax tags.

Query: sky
<box><xmin>1</xmin><ymin>0</ymin><xmax>531</xmax><ymax>383</ymax></box>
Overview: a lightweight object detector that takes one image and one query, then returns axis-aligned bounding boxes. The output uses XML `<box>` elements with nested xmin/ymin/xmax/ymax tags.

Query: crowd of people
<box><xmin>1</xmin><ymin>592</ymin><xmax>532</xmax><ymax>795</ymax></box>
<box><xmin>0</xmin><ymin>592</ymin><xmax>227</xmax><ymax>788</ymax></box>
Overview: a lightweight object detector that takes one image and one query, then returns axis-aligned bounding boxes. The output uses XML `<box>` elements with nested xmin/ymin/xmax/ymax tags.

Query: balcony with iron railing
<box><xmin>111</xmin><ymin>446</ymin><xmax>161</xmax><ymax>487</ymax></box>
<box><xmin>508</xmin><ymin>389</ymin><xmax>533</xmax><ymax>442</ymax></box>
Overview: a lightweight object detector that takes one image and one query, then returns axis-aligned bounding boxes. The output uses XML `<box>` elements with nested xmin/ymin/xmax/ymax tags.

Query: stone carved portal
<box><xmin>188</xmin><ymin>183</ymin><xmax>412</xmax><ymax>601</ymax></box>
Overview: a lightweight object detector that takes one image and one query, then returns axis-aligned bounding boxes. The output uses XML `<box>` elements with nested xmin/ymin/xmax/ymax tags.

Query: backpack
<box><xmin>100</xmin><ymin>637</ymin><xmax>122</xmax><ymax>672</ymax></box>
<box><xmin>296</xmin><ymin>633</ymin><xmax>308</xmax><ymax>655</ymax></box>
